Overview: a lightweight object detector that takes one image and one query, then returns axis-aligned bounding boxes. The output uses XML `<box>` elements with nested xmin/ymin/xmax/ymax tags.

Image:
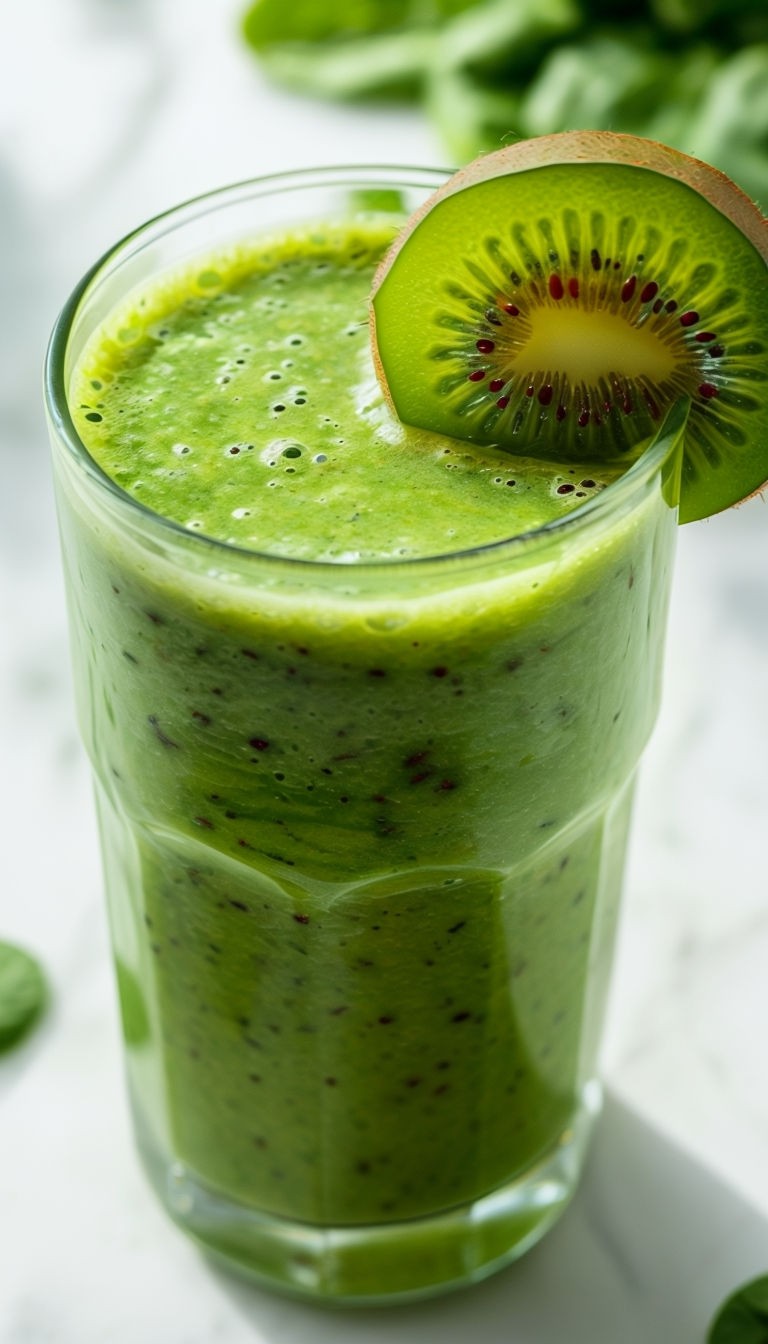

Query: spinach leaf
<box><xmin>0</xmin><ymin>940</ymin><xmax>47</xmax><ymax>1053</ymax></box>
<box><xmin>708</xmin><ymin>1275</ymin><xmax>768</xmax><ymax>1343</ymax></box>
<box><xmin>648</xmin><ymin>0</ymin><xmax>768</xmax><ymax>44</ymax></box>
<box><xmin>242</xmin><ymin>0</ymin><xmax>468</xmax><ymax>47</ymax></box>
<box><xmin>683</xmin><ymin>45</ymin><xmax>768</xmax><ymax>207</ymax></box>
<box><xmin>433</xmin><ymin>0</ymin><xmax>580</xmax><ymax>82</ymax></box>
<box><xmin>426</xmin><ymin>63</ymin><xmax>522</xmax><ymax>162</ymax></box>
<box><xmin>518</xmin><ymin>33</ymin><xmax>677</xmax><ymax>139</ymax></box>
<box><xmin>246</xmin><ymin>28</ymin><xmax>438</xmax><ymax>100</ymax></box>
<box><xmin>240</xmin><ymin>0</ymin><xmax>768</xmax><ymax>205</ymax></box>
<box><xmin>241</xmin><ymin>0</ymin><xmax>477</xmax><ymax>99</ymax></box>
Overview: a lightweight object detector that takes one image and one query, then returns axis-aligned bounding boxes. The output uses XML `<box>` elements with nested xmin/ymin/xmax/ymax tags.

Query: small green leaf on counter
<box><xmin>0</xmin><ymin>940</ymin><xmax>47</xmax><ymax>1053</ymax></box>
<box><xmin>708</xmin><ymin>1276</ymin><xmax>768</xmax><ymax>1343</ymax></box>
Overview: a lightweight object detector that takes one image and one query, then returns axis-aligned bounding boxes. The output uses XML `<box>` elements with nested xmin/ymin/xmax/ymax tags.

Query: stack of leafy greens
<box><xmin>242</xmin><ymin>0</ymin><xmax>768</xmax><ymax>205</ymax></box>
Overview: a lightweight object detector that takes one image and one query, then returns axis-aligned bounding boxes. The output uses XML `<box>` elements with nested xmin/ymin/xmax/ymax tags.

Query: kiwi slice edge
<box><xmin>370</xmin><ymin>131</ymin><xmax>768</xmax><ymax>524</ymax></box>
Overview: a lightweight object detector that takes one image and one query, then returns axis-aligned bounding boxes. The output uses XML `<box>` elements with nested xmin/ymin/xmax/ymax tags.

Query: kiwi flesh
<box><xmin>370</xmin><ymin>132</ymin><xmax>768</xmax><ymax>523</ymax></box>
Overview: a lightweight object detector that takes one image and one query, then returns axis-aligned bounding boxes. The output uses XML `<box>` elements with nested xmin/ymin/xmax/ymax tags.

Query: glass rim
<box><xmin>44</xmin><ymin>164</ymin><xmax>679</xmax><ymax>575</ymax></box>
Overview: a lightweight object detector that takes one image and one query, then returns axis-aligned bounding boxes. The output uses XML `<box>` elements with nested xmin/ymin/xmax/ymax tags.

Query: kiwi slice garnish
<box><xmin>370</xmin><ymin>132</ymin><xmax>768</xmax><ymax>523</ymax></box>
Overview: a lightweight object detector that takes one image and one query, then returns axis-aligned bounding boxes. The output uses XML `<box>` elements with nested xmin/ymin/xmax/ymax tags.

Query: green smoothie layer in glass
<box><xmin>72</xmin><ymin>221</ymin><xmax>627</xmax><ymax>561</ymax></box>
<box><xmin>60</xmin><ymin>215</ymin><xmax>678</xmax><ymax>1251</ymax></box>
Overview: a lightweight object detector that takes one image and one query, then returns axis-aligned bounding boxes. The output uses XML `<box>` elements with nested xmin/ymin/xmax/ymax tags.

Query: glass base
<box><xmin>134</xmin><ymin>1081</ymin><xmax>601</xmax><ymax>1305</ymax></box>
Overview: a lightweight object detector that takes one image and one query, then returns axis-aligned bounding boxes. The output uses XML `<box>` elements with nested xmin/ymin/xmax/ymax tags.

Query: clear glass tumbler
<box><xmin>46</xmin><ymin>167</ymin><xmax>682</xmax><ymax>1303</ymax></box>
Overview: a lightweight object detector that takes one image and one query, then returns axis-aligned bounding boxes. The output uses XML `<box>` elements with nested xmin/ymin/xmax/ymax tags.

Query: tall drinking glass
<box><xmin>46</xmin><ymin>168</ymin><xmax>682</xmax><ymax>1303</ymax></box>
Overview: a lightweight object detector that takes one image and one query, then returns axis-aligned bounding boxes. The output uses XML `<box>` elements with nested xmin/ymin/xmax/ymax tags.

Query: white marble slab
<box><xmin>2</xmin><ymin>1</ymin><xmax>768</xmax><ymax>1338</ymax></box>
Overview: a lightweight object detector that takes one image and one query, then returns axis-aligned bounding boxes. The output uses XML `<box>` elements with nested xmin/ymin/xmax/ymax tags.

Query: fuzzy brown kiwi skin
<box><xmin>370</xmin><ymin>131</ymin><xmax>768</xmax><ymax>507</ymax></box>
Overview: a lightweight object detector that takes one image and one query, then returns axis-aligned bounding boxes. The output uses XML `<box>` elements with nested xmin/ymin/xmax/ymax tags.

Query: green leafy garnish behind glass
<box><xmin>241</xmin><ymin>0</ymin><xmax>768</xmax><ymax>205</ymax></box>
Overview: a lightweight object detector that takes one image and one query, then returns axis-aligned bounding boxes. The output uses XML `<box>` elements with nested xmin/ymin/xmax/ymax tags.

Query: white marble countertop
<box><xmin>2</xmin><ymin>3</ymin><xmax>767</xmax><ymax>1340</ymax></box>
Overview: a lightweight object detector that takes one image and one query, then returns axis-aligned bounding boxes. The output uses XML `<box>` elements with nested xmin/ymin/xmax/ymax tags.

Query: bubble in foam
<box><xmin>262</xmin><ymin>439</ymin><xmax>305</xmax><ymax>466</ymax></box>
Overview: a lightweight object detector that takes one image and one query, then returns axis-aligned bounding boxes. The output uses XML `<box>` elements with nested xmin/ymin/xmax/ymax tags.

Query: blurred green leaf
<box><xmin>0</xmin><ymin>940</ymin><xmax>47</xmax><ymax>1053</ymax></box>
<box><xmin>247</xmin><ymin>28</ymin><xmax>438</xmax><ymax>100</ymax></box>
<box><xmin>243</xmin><ymin>0</ymin><xmax>474</xmax><ymax>46</ymax></box>
<box><xmin>683</xmin><ymin>45</ymin><xmax>768</xmax><ymax>206</ymax></box>
<box><xmin>434</xmin><ymin>0</ymin><xmax>580</xmax><ymax>80</ymax></box>
<box><xmin>649</xmin><ymin>0</ymin><xmax>768</xmax><ymax>43</ymax></box>
<box><xmin>518</xmin><ymin>32</ymin><xmax>674</xmax><ymax>137</ymax></box>
<box><xmin>240</xmin><ymin>0</ymin><xmax>768</xmax><ymax>205</ymax></box>
<box><xmin>241</xmin><ymin>0</ymin><xmax>478</xmax><ymax>99</ymax></box>
<box><xmin>708</xmin><ymin>1274</ymin><xmax>768</xmax><ymax>1343</ymax></box>
<box><xmin>347</xmin><ymin>188</ymin><xmax>408</xmax><ymax>213</ymax></box>
<box><xmin>426</xmin><ymin>63</ymin><xmax>522</xmax><ymax>162</ymax></box>
<box><xmin>642</xmin><ymin>44</ymin><xmax>721</xmax><ymax>145</ymax></box>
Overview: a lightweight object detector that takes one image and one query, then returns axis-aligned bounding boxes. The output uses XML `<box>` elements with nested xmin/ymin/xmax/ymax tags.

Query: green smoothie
<box><xmin>51</xmin><ymin>188</ymin><xmax>681</xmax><ymax>1299</ymax></box>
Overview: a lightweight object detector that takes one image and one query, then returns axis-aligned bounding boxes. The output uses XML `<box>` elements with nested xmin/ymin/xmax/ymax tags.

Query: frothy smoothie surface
<box><xmin>72</xmin><ymin>220</ymin><xmax>627</xmax><ymax>560</ymax></box>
